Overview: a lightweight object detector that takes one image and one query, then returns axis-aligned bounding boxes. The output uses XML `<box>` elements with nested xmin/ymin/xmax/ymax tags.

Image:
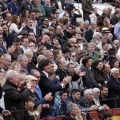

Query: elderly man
<box><xmin>107</xmin><ymin>68</ymin><xmax>120</xmax><ymax>108</ymax></box>
<box><xmin>3</xmin><ymin>70</ymin><xmax>32</xmax><ymax>119</ymax></box>
<box><xmin>80</xmin><ymin>89</ymin><xmax>109</xmax><ymax>112</ymax></box>
<box><xmin>3</xmin><ymin>54</ymin><xmax>11</xmax><ymax>71</ymax></box>
<box><xmin>17</xmin><ymin>54</ymin><xmax>29</xmax><ymax>75</ymax></box>
<box><xmin>62</xmin><ymin>103</ymin><xmax>80</xmax><ymax>120</ymax></box>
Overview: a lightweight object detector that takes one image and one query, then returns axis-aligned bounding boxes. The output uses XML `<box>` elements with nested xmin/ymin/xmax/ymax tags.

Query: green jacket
<box><xmin>32</xmin><ymin>4</ymin><xmax>46</xmax><ymax>17</ymax></box>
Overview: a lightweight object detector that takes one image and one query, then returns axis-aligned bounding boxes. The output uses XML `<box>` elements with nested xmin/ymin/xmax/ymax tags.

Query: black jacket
<box><xmin>107</xmin><ymin>76</ymin><xmax>120</xmax><ymax>108</ymax></box>
<box><xmin>3</xmin><ymin>80</ymin><xmax>32</xmax><ymax>111</ymax></box>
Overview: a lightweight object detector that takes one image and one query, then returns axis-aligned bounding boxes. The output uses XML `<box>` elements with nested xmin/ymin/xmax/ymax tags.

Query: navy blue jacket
<box><xmin>7</xmin><ymin>1</ymin><xmax>20</xmax><ymax>15</ymax></box>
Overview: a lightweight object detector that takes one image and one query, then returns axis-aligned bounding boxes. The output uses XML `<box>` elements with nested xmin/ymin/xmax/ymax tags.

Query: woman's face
<box><xmin>94</xmin><ymin>92</ymin><xmax>100</xmax><ymax>98</ymax></box>
<box><xmin>57</xmin><ymin>50</ymin><xmax>63</xmax><ymax>59</ymax></box>
<box><xmin>26</xmin><ymin>11</ymin><xmax>29</xmax><ymax>17</ymax></box>
<box><xmin>0</xmin><ymin>55</ymin><xmax>4</xmax><ymax>66</ymax></box>
<box><xmin>42</xmin><ymin>47</ymin><xmax>47</xmax><ymax>54</ymax></box>
<box><xmin>28</xmin><ymin>55</ymin><xmax>33</xmax><ymax>63</ymax></box>
<box><xmin>114</xmin><ymin>61</ymin><xmax>119</xmax><ymax>68</ymax></box>
<box><xmin>96</xmin><ymin>62</ymin><xmax>103</xmax><ymax>70</ymax></box>
<box><xmin>86</xmin><ymin>59</ymin><xmax>92</xmax><ymax>67</ymax></box>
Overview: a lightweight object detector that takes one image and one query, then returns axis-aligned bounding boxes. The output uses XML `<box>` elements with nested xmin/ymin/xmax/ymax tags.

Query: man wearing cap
<box><xmin>76</xmin><ymin>34</ymin><xmax>87</xmax><ymax>50</ymax></box>
<box><xmin>105</xmin><ymin>48</ymin><xmax>117</xmax><ymax>65</ymax></box>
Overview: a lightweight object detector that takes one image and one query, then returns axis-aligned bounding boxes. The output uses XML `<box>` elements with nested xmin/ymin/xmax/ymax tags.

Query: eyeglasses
<box><xmin>72</xmin><ymin>55</ymin><xmax>76</xmax><ymax>57</ymax></box>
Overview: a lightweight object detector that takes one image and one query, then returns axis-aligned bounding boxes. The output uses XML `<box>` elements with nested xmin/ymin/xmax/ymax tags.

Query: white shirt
<box><xmin>9</xmin><ymin>23</ymin><xmax>23</xmax><ymax>34</ymax></box>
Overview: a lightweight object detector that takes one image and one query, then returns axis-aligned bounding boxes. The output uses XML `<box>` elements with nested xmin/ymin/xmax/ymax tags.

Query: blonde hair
<box><xmin>24</xmin><ymin>75</ymin><xmax>38</xmax><ymax>82</ymax></box>
<box><xmin>37</xmin><ymin>55</ymin><xmax>46</xmax><ymax>63</ymax></box>
<box><xmin>24</xmin><ymin>50</ymin><xmax>33</xmax><ymax>57</ymax></box>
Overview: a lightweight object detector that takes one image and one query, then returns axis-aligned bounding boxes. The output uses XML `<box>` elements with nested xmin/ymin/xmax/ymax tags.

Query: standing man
<box><xmin>82</xmin><ymin>0</ymin><xmax>94</xmax><ymax>21</ymax></box>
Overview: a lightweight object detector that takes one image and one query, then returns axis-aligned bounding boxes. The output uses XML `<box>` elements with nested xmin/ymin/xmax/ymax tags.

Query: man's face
<box><xmin>104</xmin><ymin>64</ymin><xmax>110</xmax><ymax>73</ymax></box>
<box><xmin>43</xmin><ymin>18</ymin><xmax>49</xmax><ymax>26</ymax></box>
<box><xmin>112</xmin><ymin>71</ymin><xmax>119</xmax><ymax>79</ymax></box>
<box><xmin>28</xmin><ymin>32</ymin><xmax>35</xmax><ymax>41</ymax></box>
<box><xmin>33</xmin><ymin>71</ymin><xmax>41</xmax><ymax>84</ymax></box>
<box><xmin>5</xmin><ymin>13</ymin><xmax>11</xmax><ymax>21</ymax></box>
<box><xmin>88</xmin><ymin>45</ymin><xmax>95</xmax><ymax>53</ymax></box>
<box><xmin>101</xmin><ymin>87</ymin><xmax>108</xmax><ymax>96</ymax></box>
<box><xmin>30</xmin><ymin>12</ymin><xmax>36</xmax><ymax>20</ymax></box>
<box><xmin>27</xmin><ymin>20</ymin><xmax>33</xmax><ymax>28</ymax></box>
<box><xmin>13</xmin><ymin>42</ymin><xmax>20</xmax><ymax>49</ymax></box>
<box><xmin>73</xmin><ymin>92</ymin><xmax>81</xmax><ymax>101</ymax></box>
<box><xmin>46</xmin><ymin>52</ymin><xmax>54</xmax><ymax>62</ymax></box>
<box><xmin>3</xmin><ymin>57</ymin><xmax>11</xmax><ymax>68</ymax></box>
<box><xmin>11</xmin><ymin>73</ymin><xmax>19</xmax><ymax>86</ymax></box>
<box><xmin>20</xmin><ymin>59</ymin><xmax>28</xmax><ymax>68</ymax></box>
<box><xmin>60</xmin><ymin>93</ymin><xmax>67</xmax><ymax>102</ymax></box>
<box><xmin>67</xmin><ymin>64</ymin><xmax>75</xmax><ymax>74</ymax></box>
<box><xmin>85</xmin><ymin>92</ymin><xmax>94</xmax><ymax>101</ymax></box>
<box><xmin>56</xmin><ymin>26</ymin><xmax>62</xmax><ymax>34</ymax></box>
<box><xmin>60</xmin><ymin>59</ymin><xmax>66</xmax><ymax>69</ymax></box>
<box><xmin>35</xmin><ymin>12</ymin><xmax>40</xmax><ymax>18</ymax></box>
<box><xmin>22</xmin><ymin>38</ymin><xmax>29</xmax><ymax>47</ymax></box>
<box><xmin>70</xmin><ymin>106</ymin><xmax>79</xmax><ymax>117</ymax></box>
<box><xmin>45</xmin><ymin>0</ymin><xmax>50</xmax><ymax>6</ymax></box>
<box><xmin>43</xmin><ymin>64</ymin><xmax>51</xmax><ymax>73</ymax></box>
<box><xmin>2</xmin><ymin>25</ymin><xmax>8</xmax><ymax>34</ymax></box>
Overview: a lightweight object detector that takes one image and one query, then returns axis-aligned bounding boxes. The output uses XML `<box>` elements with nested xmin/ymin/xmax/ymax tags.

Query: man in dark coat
<box><xmin>3</xmin><ymin>70</ymin><xmax>32</xmax><ymax>120</ymax></box>
<box><xmin>107</xmin><ymin>68</ymin><xmax>120</xmax><ymax>108</ymax></box>
<box><xmin>82</xmin><ymin>0</ymin><xmax>94</xmax><ymax>21</ymax></box>
<box><xmin>38</xmin><ymin>59</ymin><xmax>72</xmax><ymax>117</ymax></box>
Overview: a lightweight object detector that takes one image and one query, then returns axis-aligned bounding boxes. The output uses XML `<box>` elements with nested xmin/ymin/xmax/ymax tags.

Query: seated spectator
<box><xmin>90</xmin><ymin>32</ymin><xmax>101</xmax><ymax>46</ymax></box>
<box><xmin>92</xmin><ymin>87</ymin><xmax>109</xmax><ymax>112</ymax></box>
<box><xmin>107</xmin><ymin>68</ymin><xmax>120</xmax><ymax>108</ymax></box>
<box><xmin>62</xmin><ymin>103</ymin><xmax>85</xmax><ymax>120</ymax></box>
<box><xmin>92</xmin><ymin>60</ymin><xmax>107</xmax><ymax>87</ymax></box>
<box><xmin>99</xmin><ymin>85</ymin><xmax>109</xmax><ymax>106</ymax></box>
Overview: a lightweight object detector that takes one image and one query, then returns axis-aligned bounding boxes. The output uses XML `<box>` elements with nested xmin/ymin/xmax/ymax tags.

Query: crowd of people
<box><xmin>0</xmin><ymin>0</ymin><xmax>119</xmax><ymax>120</ymax></box>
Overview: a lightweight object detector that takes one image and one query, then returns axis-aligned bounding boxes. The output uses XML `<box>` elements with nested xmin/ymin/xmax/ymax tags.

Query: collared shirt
<box><xmin>35</xmin><ymin>85</ymin><xmax>42</xmax><ymax>99</ymax></box>
<box><xmin>20</xmin><ymin>45</ymin><xmax>31</xmax><ymax>52</ymax></box>
<box><xmin>43</xmin><ymin>71</ymin><xmax>49</xmax><ymax>78</ymax></box>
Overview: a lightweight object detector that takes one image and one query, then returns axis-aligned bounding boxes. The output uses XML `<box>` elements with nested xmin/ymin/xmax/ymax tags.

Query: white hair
<box><xmin>17</xmin><ymin>54</ymin><xmax>28</xmax><ymax>62</ymax></box>
<box><xmin>3</xmin><ymin>54</ymin><xmax>11</xmax><ymax>59</ymax></box>
<box><xmin>93</xmin><ymin>32</ymin><xmax>101</xmax><ymax>38</ymax></box>
<box><xmin>84</xmin><ymin>20</ymin><xmax>89</xmax><ymax>25</ymax></box>
<box><xmin>66</xmin><ymin>103</ymin><xmax>77</xmax><ymax>113</ymax></box>
<box><xmin>92</xmin><ymin>88</ymin><xmax>100</xmax><ymax>94</ymax></box>
<box><xmin>111</xmin><ymin>68</ymin><xmax>119</xmax><ymax>74</ymax></box>
<box><xmin>44</xmin><ymin>50</ymin><xmax>53</xmax><ymax>57</ymax></box>
<box><xmin>5</xmin><ymin>70</ymin><xmax>18</xmax><ymax>81</ymax></box>
<box><xmin>84</xmin><ymin>89</ymin><xmax>93</xmax><ymax>96</ymax></box>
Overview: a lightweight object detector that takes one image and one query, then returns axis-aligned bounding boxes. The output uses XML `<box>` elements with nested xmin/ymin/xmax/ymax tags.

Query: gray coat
<box><xmin>82</xmin><ymin>0</ymin><xmax>94</xmax><ymax>18</ymax></box>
